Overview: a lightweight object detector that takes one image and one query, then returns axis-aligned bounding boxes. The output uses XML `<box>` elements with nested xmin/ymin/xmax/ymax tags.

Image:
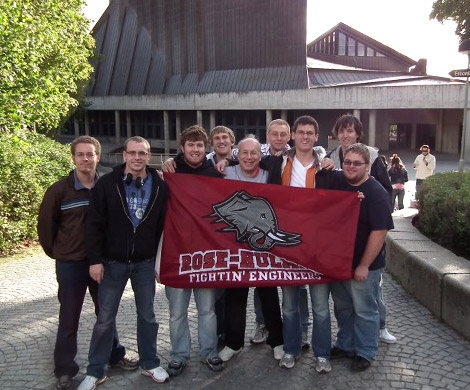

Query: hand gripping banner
<box><xmin>157</xmin><ymin>173</ymin><xmax>360</xmax><ymax>288</ymax></box>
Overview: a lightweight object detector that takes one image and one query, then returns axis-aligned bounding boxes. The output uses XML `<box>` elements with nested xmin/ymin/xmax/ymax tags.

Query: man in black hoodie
<box><xmin>163</xmin><ymin>125</ymin><xmax>224</xmax><ymax>377</ymax></box>
<box><xmin>78</xmin><ymin>136</ymin><xmax>169</xmax><ymax>390</ymax></box>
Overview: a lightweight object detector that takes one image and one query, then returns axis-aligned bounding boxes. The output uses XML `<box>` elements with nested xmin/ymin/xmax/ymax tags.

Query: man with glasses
<box><xmin>78</xmin><ymin>136</ymin><xmax>169</xmax><ymax>389</ymax></box>
<box><xmin>38</xmin><ymin>136</ymin><xmax>138</xmax><ymax>390</ymax></box>
<box><xmin>413</xmin><ymin>144</ymin><xmax>436</xmax><ymax>197</ymax></box>
<box><xmin>319</xmin><ymin>143</ymin><xmax>394</xmax><ymax>372</ymax></box>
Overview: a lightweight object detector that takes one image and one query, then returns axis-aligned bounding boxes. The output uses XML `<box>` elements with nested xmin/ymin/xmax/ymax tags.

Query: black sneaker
<box><xmin>55</xmin><ymin>375</ymin><xmax>72</xmax><ymax>390</ymax></box>
<box><xmin>204</xmin><ymin>356</ymin><xmax>224</xmax><ymax>372</ymax></box>
<box><xmin>167</xmin><ymin>360</ymin><xmax>186</xmax><ymax>377</ymax></box>
<box><xmin>330</xmin><ymin>346</ymin><xmax>355</xmax><ymax>360</ymax></box>
<box><xmin>352</xmin><ymin>355</ymin><xmax>371</xmax><ymax>372</ymax></box>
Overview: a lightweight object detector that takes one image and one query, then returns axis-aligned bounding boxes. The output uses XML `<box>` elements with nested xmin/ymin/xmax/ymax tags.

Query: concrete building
<box><xmin>67</xmin><ymin>0</ymin><xmax>468</xmax><ymax>163</ymax></box>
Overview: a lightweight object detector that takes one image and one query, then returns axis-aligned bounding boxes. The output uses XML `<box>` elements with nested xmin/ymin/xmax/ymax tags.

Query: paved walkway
<box><xmin>1</xmin><ymin>243</ymin><xmax>470</xmax><ymax>390</ymax></box>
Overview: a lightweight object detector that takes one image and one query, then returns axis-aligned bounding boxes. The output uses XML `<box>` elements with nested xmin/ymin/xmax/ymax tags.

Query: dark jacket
<box><xmin>174</xmin><ymin>153</ymin><xmax>222</xmax><ymax>177</ymax></box>
<box><xmin>86</xmin><ymin>164</ymin><xmax>168</xmax><ymax>265</ymax></box>
<box><xmin>388</xmin><ymin>166</ymin><xmax>408</xmax><ymax>185</ymax></box>
<box><xmin>37</xmin><ymin>171</ymin><xmax>91</xmax><ymax>262</ymax></box>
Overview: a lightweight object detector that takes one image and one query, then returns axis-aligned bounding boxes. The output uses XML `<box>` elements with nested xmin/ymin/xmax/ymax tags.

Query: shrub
<box><xmin>0</xmin><ymin>129</ymin><xmax>73</xmax><ymax>253</ymax></box>
<box><xmin>416</xmin><ymin>172</ymin><xmax>470</xmax><ymax>259</ymax></box>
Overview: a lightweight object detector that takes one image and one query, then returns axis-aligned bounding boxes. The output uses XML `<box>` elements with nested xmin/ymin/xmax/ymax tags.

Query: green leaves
<box><xmin>430</xmin><ymin>0</ymin><xmax>470</xmax><ymax>41</ymax></box>
<box><xmin>0</xmin><ymin>0</ymin><xmax>95</xmax><ymax>132</ymax></box>
<box><xmin>0</xmin><ymin>129</ymin><xmax>73</xmax><ymax>253</ymax></box>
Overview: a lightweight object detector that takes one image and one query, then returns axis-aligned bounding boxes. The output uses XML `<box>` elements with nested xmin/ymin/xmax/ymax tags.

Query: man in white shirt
<box><xmin>413</xmin><ymin>144</ymin><xmax>436</xmax><ymax>196</ymax></box>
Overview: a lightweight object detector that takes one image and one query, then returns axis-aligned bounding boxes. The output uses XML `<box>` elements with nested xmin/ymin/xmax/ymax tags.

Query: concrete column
<box><xmin>266</xmin><ymin>109</ymin><xmax>272</xmax><ymax>129</ymax></box>
<box><xmin>281</xmin><ymin>110</ymin><xmax>287</xmax><ymax>121</ymax></box>
<box><xmin>84</xmin><ymin>111</ymin><xmax>90</xmax><ymax>136</ymax></box>
<box><xmin>465</xmin><ymin>108</ymin><xmax>470</xmax><ymax>164</ymax></box>
<box><xmin>176</xmin><ymin>111</ymin><xmax>181</xmax><ymax>150</ymax></box>
<box><xmin>436</xmin><ymin>109</ymin><xmax>443</xmax><ymax>152</ymax></box>
<box><xmin>411</xmin><ymin>123</ymin><xmax>417</xmax><ymax>150</ymax></box>
<box><xmin>354</xmin><ymin>109</ymin><xmax>361</xmax><ymax>120</ymax></box>
<box><xmin>197</xmin><ymin>110</ymin><xmax>203</xmax><ymax>126</ymax></box>
<box><xmin>74</xmin><ymin>118</ymin><xmax>80</xmax><ymax>138</ymax></box>
<box><xmin>210</xmin><ymin>110</ymin><xmax>216</xmax><ymax>131</ymax></box>
<box><xmin>368</xmin><ymin>109</ymin><xmax>376</xmax><ymax>147</ymax></box>
<box><xmin>164</xmin><ymin>110</ymin><xmax>170</xmax><ymax>157</ymax></box>
<box><xmin>126</xmin><ymin>111</ymin><xmax>132</xmax><ymax>138</ymax></box>
<box><xmin>114</xmin><ymin>110</ymin><xmax>121</xmax><ymax>145</ymax></box>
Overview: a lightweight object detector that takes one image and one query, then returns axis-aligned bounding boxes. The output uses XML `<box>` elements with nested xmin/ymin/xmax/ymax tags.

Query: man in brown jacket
<box><xmin>38</xmin><ymin>136</ymin><xmax>137</xmax><ymax>390</ymax></box>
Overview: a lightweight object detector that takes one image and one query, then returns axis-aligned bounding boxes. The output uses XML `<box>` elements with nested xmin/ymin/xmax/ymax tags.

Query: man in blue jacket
<box><xmin>78</xmin><ymin>136</ymin><xmax>169</xmax><ymax>390</ymax></box>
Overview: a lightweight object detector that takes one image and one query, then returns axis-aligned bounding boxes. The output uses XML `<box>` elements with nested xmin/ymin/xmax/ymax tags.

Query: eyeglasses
<box><xmin>343</xmin><ymin>160</ymin><xmax>367</xmax><ymax>167</ymax></box>
<box><xmin>296</xmin><ymin>130</ymin><xmax>316</xmax><ymax>137</ymax></box>
<box><xmin>75</xmin><ymin>152</ymin><xmax>96</xmax><ymax>159</ymax></box>
<box><xmin>126</xmin><ymin>151</ymin><xmax>148</xmax><ymax>157</ymax></box>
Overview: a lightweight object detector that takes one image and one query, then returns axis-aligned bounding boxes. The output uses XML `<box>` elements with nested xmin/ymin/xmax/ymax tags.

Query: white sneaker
<box><xmin>273</xmin><ymin>345</ymin><xmax>284</xmax><ymax>360</ymax></box>
<box><xmin>219</xmin><ymin>346</ymin><xmax>242</xmax><ymax>362</ymax></box>
<box><xmin>142</xmin><ymin>366</ymin><xmax>169</xmax><ymax>383</ymax></box>
<box><xmin>77</xmin><ymin>375</ymin><xmax>107</xmax><ymax>390</ymax></box>
<box><xmin>379</xmin><ymin>328</ymin><xmax>397</xmax><ymax>344</ymax></box>
<box><xmin>279</xmin><ymin>353</ymin><xmax>296</xmax><ymax>369</ymax></box>
<box><xmin>315</xmin><ymin>357</ymin><xmax>332</xmax><ymax>373</ymax></box>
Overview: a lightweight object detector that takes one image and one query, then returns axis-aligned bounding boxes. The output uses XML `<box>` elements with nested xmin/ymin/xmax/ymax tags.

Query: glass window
<box><xmin>367</xmin><ymin>47</ymin><xmax>374</xmax><ymax>56</ymax></box>
<box><xmin>358</xmin><ymin>42</ymin><xmax>365</xmax><ymax>56</ymax></box>
<box><xmin>348</xmin><ymin>37</ymin><xmax>356</xmax><ymax>56</ymax></box>
<box><xmin>338</xmin><ymin>32</ymin><xmax>346</xmax><ymax>55</ymax></box>
<box><xmin>377</xmin><ymin>51</ymin><xmax>385</xmax><ymax>57</ymax></box>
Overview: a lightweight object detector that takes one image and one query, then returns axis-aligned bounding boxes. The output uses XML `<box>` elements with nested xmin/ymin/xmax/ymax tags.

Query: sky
<box><xmin>83</xmin><ymin>0</ymin><xmax>467</xmax><ymax>78</ymax></box>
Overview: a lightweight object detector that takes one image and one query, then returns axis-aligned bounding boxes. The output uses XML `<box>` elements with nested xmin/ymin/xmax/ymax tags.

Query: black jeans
<box><xmin>224</xmin><ymin>286</ymin><xmax>283</xmax><ymax>350</ymax></box>
<box><xmin>54</xmin><ymin>260</ymin><xmax>125</xmax><ymax>378</ymax></box>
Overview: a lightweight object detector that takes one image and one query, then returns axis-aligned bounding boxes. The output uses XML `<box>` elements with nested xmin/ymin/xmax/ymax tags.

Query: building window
<box><xmin>358</xmin><ymin>42</ymin><xmax>365</xmax><ymax>56</ymax></box>
<box><xmin>366</xmin><ymin>47</ymin><xmax>374</xmax><ymax>56</ymax></box>
<box><xmin>347</xmin><ymin>37</ymin><xmax>356</xmax><ymax>56</ymax></box>
<box><xmin>376</xmin><ymin>51</ymin><xmax>385</xmax><ymax>57</ymax></box>
<box><xmin>338</xmin><ymin>32</ymin><xmax>346</xmax><ymax>55</ymax></box>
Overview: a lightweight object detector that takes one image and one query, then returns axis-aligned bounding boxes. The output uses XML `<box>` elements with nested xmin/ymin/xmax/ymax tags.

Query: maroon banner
<box><xmin>157</xmin><ymin>173</ymin><xmax>359</xmax><ymax>288</ymax></box>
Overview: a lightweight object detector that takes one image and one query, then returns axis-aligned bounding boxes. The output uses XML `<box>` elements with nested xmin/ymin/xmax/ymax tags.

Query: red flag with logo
<box><xmin>157</xmin><ymin>173</ymin><xmax>359</xmax><ymax>288</ymax></box>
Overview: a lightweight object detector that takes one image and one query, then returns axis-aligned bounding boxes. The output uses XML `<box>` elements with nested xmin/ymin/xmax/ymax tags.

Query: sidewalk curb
<box><xmin>386</xmin><ymin>216</ymin><xmax>470</xmax><ymax>339</ymax></box>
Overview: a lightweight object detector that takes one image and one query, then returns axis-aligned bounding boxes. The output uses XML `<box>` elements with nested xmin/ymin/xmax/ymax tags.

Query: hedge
<box><xmin>416</xmin><ymin>171</ymin><xmax>470</xmax><ymax>259</ymax></box>
<box><xmin>0</xmin><ymin>129</ymin><xmax>73</xmax><ymax>253</ymax></box>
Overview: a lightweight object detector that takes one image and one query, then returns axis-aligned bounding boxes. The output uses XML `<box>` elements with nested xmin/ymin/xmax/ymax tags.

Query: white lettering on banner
<box><xmin>180</xmin><ymin>248</ymin><xmax>324</xmax><ymax>284</ymax></box>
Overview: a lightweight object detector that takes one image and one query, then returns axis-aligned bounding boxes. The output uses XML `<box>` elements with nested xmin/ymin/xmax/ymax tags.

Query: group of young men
<box><xmin>38</xmin><ymin>114</ymin><xmax>395</xmax><ymax>390</ymax></box>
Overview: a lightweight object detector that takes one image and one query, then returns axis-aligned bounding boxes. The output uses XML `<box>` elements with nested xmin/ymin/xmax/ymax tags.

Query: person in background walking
<box><xmin>388</xmin><ymin>154</ymin><xmax>408</xmax><ymax>210</ymax></box>
<box><xmin>413</xmin><ymin>145</ymin><xmax>436</xmax><ymax>197</ymax></box>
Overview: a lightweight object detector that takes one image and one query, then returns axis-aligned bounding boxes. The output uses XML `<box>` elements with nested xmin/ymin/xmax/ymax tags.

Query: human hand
<box><xmin>162</xmin><ymin>158</ymin><xmax>176</xmax><ymax>173</ymax></box>
<box><xmin>215</xmin><ymin>159</ymin><xmax>228</xmax><ymax>175</ymax></box>
<box><xmin>354</xmin><ymin>265</ymin><xmax>368</xmax><ymax>281</ymax></box>
<box><xmin>321</xmin><ymin>157</ymin><xmax>335</xmax><ymax>170</ymax></box>
<box><xmin>90</xmin><ymin>264</ymin><xmax>104</xmax><ymax>284</ymax></box>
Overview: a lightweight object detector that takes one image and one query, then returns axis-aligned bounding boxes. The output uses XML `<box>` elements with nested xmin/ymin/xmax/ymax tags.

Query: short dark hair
<box><xmin>344</xmin><ymin>143</ymin><xmax>370</xmax><ymax>165</ymax></box>
<box><xmin>124</xmin><ymin>136</ymin><xmax>151</xmax><ymax>152</ymax></box>
<box><xmin>292</xmin><ymin>115</ymin><xmax>319</xmax><ymax>134</ymax></box>
<box><xmin>332</xmin><ymin>114</ymin><xmax>363</xmax><ymax>141</ymax></box>
<box><xmin>180</xmin><ymin>125</ymin><xmax>208</xmax><ymax>147</ymax></box>
<box><xmin>71</xmin><ymin>136</ymin><xmax>101</xmax><ymax>155</ymax></box>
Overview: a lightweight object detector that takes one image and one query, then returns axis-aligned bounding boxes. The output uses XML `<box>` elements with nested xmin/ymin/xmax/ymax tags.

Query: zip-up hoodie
<box><xmin>86</xmin><ymin>164</ymin><xmax>168</xmax><ymax>265</ymax></box>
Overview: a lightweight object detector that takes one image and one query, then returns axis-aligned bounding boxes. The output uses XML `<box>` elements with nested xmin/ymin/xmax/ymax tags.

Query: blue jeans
<box><xmin>330</xmin><ymin>269</ymin><xmax>382</xmax><ymax>361</ymax></box>
<box><xmin>165</xmin><ymin>287</ymin><xmax>218</xmax><ymax>362</ymax></box>
<box><xmin>281</xmin><ymin>285</ymin><xmax>302</xmax><ymax>356</ymax></box>
<box><xmin>309</xmin><ymin>283</ymin><xmax>331</xmax><ymax>358</ymax></box>
<box><xmin>86</xmin><ymin>259</ymin><xmax>160</xmax><ymax>378</ymax></box>
<box><xmin>55</xmin><ymin>261</ymin><xmax>125</xmax><ymax>378</ymax></box>
<box><xmin>258</xmin><ymin>286</ymin><xmax>309</xmax><ymax>333</ymax></box>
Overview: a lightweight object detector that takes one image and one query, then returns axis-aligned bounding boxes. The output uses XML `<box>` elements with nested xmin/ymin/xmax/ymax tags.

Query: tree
<box><xmin>0</xmin><ymin>0</ymin><xmax>95</xmax><ymax>132</ymax></box>
<box><xmin>430</xmin><ymin>0</ymin><xmax>470</xmax><ymax>42</ymax></box>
